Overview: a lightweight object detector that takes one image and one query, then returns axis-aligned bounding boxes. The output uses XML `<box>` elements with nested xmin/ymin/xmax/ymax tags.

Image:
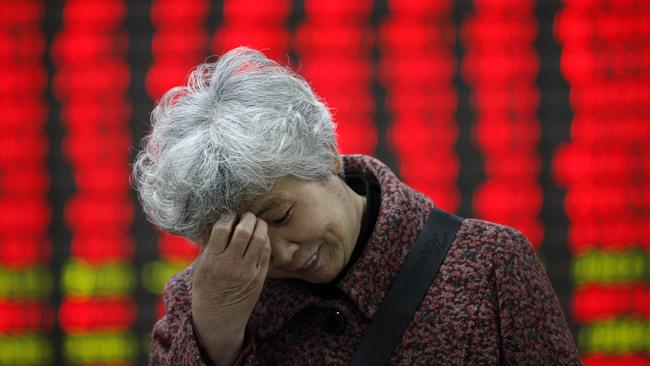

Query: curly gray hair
<box><xmin>132</xmin><ymin>47</ymin><xmax>339</xmax><ymax>242</ymax></box>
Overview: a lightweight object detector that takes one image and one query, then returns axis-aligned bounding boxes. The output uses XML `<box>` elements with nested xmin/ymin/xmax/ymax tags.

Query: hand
<box><xmin>191</xmin><ymin>212</ymin><xmax>271</xmax><ymax>365</ymax></box>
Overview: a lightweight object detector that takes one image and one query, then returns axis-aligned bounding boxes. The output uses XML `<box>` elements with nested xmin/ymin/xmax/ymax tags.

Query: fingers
<box><xmin>243</xmin><ymin>218</ymin><xmax>270</xmax><ymax>263</ymax></box>
<box><xmin>227</xmin><ymin>212</ymin><xmax>258</xmax><ymax>257</ymax></box>
<box><xmin>203</xmin><ymin>212</ymin><xmax>271</xmax><ymax>269</ymax></box>
<box><xmin>203</xmin><ymin>214</ymin><xmax>237</xmax><ymax>257</ymax></box>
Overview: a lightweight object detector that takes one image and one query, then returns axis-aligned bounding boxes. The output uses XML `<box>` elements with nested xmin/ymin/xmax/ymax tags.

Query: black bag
<box><xmin>350</xmin><ymin>207</ymin><xmax>463</xmax><ymax>366</ymax></box>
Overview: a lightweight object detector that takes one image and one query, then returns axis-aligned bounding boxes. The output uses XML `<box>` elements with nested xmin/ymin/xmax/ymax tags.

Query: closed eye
<box><xmin>272</xmin><ymin>207</ymin><xmax>292</xmax><ymax>225</ymax></box>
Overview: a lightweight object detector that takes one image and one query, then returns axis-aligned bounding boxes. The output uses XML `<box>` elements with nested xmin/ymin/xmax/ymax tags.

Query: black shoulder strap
<box><xmin>350</xmin><ymin>207</ymin><xmax>463</xmax><ymax>366</ymax></box>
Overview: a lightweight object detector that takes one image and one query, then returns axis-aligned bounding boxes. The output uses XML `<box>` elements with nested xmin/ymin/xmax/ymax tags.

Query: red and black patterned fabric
<box><xmin>150</xmin><ymin>154</ymin><xmax>581</xmax><ymax>365</ymax></box>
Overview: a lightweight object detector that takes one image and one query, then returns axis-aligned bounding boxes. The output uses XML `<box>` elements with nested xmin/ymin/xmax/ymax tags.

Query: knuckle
<box><xmin>252</xmin><ymin>231</ymin><xmax>267</xmax><ymax>245</ymax></box>
<box><xmin>240</xmin><ymin>212</ymin><xmax>255</xmax><ymax>223</ymax></box>
<box><xmin>234</xmin><ymin>228</ymin><xmax>253</xmax><ymax>241</ymax></box>
<box><xmin>234</xmin><ymin>217</ymin><xmax>255</xmax><ymax>236</ymax></box>
<box><xmin>256</xmin><ymin>218</ymin><xmax>268</xmax><ymax>232</ymax></box>
<box><xmin>211</xmin><ymin>222</ymin><xmax>230</xmax><ymax>238</ymax></box>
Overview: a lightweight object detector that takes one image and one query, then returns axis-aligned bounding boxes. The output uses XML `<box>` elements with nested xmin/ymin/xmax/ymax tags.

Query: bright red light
<box><xmin>62</xmin><ymin>0</ymin><xmax>125</xmax><ymax>29</ymax></box>
<box><xmin>554</xmin><ymin>0</ymin><xmax>650</xmax><ymax>354</ymax></box>
<box><xmin>150</xmin><ymin>0</ymin><xmax>209</xmax><ymax>26</ymax></box>
<box><xmin>294</xmin><ymin>0</ymin><xmax>376</xmax><ymax>156</ymax></box>
<box><xmin>158</xmin><ymin>233</ymin><xmax>199</xmax><ymax>262</ymax></box>
<box><xmin>59</xmin><ymin>297</ymin><xmax>136</xmax><ymax>332</ymax></box>
<box><xmin>463</xmin><ymin>0</ymin><xmax>543</xmax><ymax>245</ymax></box>
<box><xmin>222</xmin><ymin>0</ymin><xmax>290</xmax><ymax>22</ymax></box>
<box><xmin>0</xmin><ymin>1</ymin><xmax>43</xmax><ymax>26</ymax></box>
<box><xmin>0</xmin><ymin>300</ymin><xmax>53</xmax><ymax>333</ymax></box>
<box><xmin>212</xmin><ymin>26</ymin><xmax>289</xmax><ymax>61</ymax></box>
<box><xmin>0</xmin><ymin>0</ymin><xmax>52</xmax><ymax>354</ymax></box>
<box><xmin>304</xmin><ymin>0</ymin><xmax>372</xmax><ymax>21</ymax></box>
<box><xmin>380</xmin><ymin>0</ymin><xmax>459</xmax><ymax>212</ymax></box>
<box><xmin>71</xmin><ymin>234</ymin><xmax>135</xmax><ymax>264</ymax></box>
<box><xmin>0</xmin><ymin>237</ymin><xmax>52</xmax><ymax>269</ymax></box>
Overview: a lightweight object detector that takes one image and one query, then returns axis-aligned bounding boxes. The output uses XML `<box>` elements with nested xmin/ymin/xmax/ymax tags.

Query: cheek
<box><xmin>287</xmin><ymin>209</ymin><xmax>329</xmax><ymax>241</ymax></box>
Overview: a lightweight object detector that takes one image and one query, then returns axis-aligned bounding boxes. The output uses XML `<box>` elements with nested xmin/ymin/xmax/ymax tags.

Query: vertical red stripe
<box><xmin>462</xmin><ymin>0</ymin><xmax>544</xmax><ymax>247</ymax></box>
<box><xmin>0</xmin><ymin>2</ymin><xmax>50</xmax><ymax>267</ymax></box>
<box><xmin>554</xmin><ymin>0</ymin><xmax>650</xmax><ymax>362</ymax></box>
<box><xmin>212</xmin><ymin>0</ymin><xmax>290</xmax><ymax>62</ymax></box>
<box><xmin>52</xmin><ymin>0</ymin><xmax>136</xmax><ymax>363</ymax></box>
<box><xmin>0</xmin><ymin>1</ymin><xmax>53</xmax><ymax>362</ymax></box>
<box><xmin>379</xmin><ymin>0</ymin><xmax>459</xmax><ymax>212</ymax></box>
<box><xmin>145</xmin><ymin>0</ymin><xmax>209</xmax><ymax>315</ymax></box>
<box><xmin>295</xmin><ymin>0</ymin><xmax>377</xmax><ymax>155</ymax></box>
<box><xmin>147</xmin><ymin>0</ymin><xmax>210</xmax><ymax>100</ymax></box>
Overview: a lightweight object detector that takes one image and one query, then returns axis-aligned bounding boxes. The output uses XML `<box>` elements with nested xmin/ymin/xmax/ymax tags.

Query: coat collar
<box><xmin>248</xmin><ymin>154</ymin><xmax>434</xmax><ymax>340</ymax></box>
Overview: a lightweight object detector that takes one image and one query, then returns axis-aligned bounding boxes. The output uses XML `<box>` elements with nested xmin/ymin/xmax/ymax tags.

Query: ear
<box><xmin>328</xmin><ymin>143</ymin><xmax>343</xmax><ymax>175</ymax></box>
<box><xmin>332</xmin><ymin>157</ymin><xmax>343</xmax><ymax>175</ymax></box>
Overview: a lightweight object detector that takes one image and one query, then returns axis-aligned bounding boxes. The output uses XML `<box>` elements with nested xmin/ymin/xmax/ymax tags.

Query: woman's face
<box><xmin>248</xmin><ymin>174</ymin><xmax>366</xmax><ymax>284</ymax></box>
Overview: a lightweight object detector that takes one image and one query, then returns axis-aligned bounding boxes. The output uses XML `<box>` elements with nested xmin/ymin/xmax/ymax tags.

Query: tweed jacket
<box><xmin>150</xmin><ymin>155</ymin><xmax>581</xmax><ymax>365</ymax></box>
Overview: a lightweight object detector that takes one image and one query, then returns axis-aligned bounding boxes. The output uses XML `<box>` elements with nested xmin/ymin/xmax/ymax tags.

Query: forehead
<box><xmin>248</xmin><ymin>176</ymin><xmax>304</xmax><ymax>214</ymax></box>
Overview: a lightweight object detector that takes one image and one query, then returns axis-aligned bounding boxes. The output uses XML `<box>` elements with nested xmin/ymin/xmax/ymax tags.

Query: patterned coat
<box><xmin>150</xmin><ymin>155</ymin><xmax>581</xmax><ymax>365</ymax></box>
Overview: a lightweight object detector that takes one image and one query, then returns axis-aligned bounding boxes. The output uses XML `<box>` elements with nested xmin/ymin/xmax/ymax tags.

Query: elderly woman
<box><xmin>133</xmin><ymin>47</ymin><xmax>580</xmax><ymax>365</ymax></box>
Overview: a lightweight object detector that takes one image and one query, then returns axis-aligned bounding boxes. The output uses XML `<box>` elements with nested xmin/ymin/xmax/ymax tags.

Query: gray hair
<box><xmin>132</xmin><ymin>47</ymin><xmax>339</xmax><ymax>242</ymax></box>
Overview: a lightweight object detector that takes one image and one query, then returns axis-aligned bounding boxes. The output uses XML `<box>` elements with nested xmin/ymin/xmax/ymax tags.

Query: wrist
<box><xmin>192</xmin><ymin>318</ymin><xmax>245</xmax><ymax>366</ymax></box>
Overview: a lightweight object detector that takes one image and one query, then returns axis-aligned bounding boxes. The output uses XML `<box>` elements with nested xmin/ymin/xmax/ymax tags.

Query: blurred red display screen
<box><xmin>0</xmin><ymin>0</ymin><xmax>648</xmax><ymax>364</ymax></box>
<box><xmin>554</xmin><ymin>0</ymin><xmax>650</xmax><ymax>363</ymax></box>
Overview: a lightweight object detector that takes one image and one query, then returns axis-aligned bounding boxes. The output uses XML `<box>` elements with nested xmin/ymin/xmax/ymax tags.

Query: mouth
<box><xmin>297</xmin><ymin>248</ymin><xmax>320</xmax><ymax>274</ymax></box>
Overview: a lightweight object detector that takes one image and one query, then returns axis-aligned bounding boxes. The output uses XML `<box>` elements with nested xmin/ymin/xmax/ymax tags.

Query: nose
<box><xmin>268</xmin><ymin>230</ymin><xmax>299</xmax><ymax>268</ymax></box>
